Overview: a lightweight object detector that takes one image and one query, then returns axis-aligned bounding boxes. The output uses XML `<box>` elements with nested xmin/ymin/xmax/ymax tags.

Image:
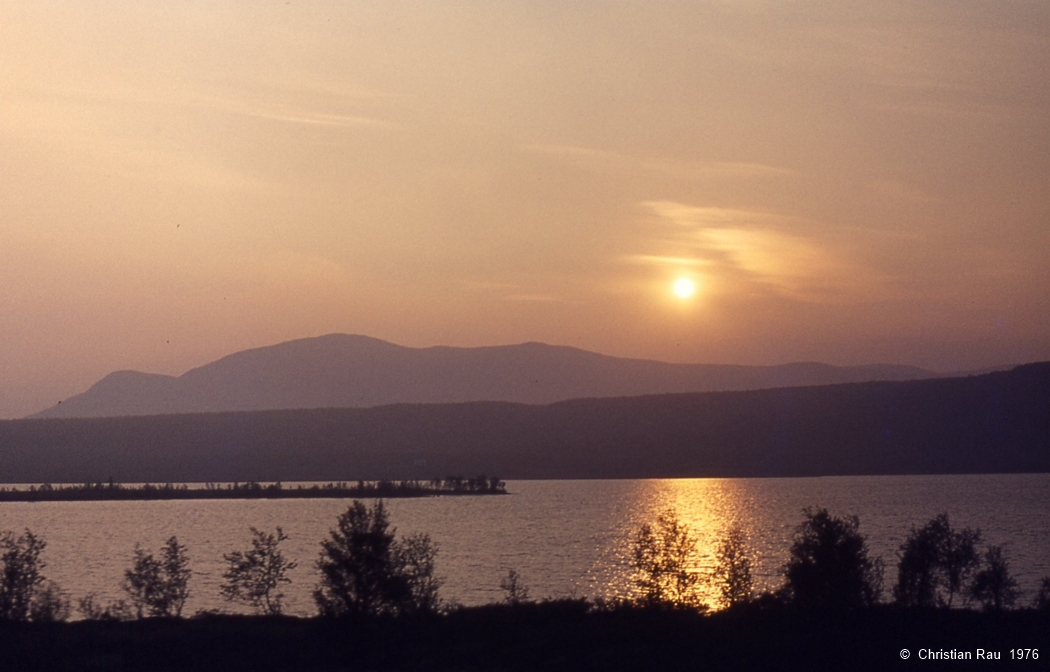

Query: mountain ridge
<box><xmin>31</xmin><ymin>333</ymin><xmax>943</xmax><ymax>419</ymax></box>
<box><xmin>6</xmin><ymin>362</ymin><xmax>1048</xmax><ymax>482</ymax></box>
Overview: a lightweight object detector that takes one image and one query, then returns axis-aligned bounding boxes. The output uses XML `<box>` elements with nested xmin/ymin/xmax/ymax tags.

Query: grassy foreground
<box><xmin>2</xmin><ymin>601</ymin><xmax>1046</xmax><ymax>671</ymax></box>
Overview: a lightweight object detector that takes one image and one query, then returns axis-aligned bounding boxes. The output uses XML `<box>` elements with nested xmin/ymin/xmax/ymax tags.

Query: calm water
<box><xmin>1</xmin><ymin>474</ymin><xmax>1047</xmax><ymax>616</ymax></box>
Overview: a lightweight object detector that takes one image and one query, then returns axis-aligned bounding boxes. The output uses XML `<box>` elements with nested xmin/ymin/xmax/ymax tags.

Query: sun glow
<box><xmin>673</xmin><ymin>277</ymin><xmax>696</xmax><ymax>298</ymax></box>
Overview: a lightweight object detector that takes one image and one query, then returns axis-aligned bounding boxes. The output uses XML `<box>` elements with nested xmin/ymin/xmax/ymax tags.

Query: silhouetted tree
<box><xmin>712</xmin><ymin>527</ymin><xmax>754</xmax><ymax>608</ymax></box>
<box><xmin>123</xmin><ymin>536</ymin><xmax>191</xmax><ymax>618</ymax></box>
<box><xmin>499</xmin><ymin>568</ymin><xmax>530</xmax><ymax>605</ymax></box>
<box><xmin>894</xmin><ymin>514</ymin><xmax>981</xmax><ymax>608</ymax></box>
<box><xmin>894</xmin><ymin>515</ymin><xmax>947</xmax><ymax>607</ymax></box>
<box><xmin>28</xmin><ymin>581</ymin><xmax>70</xmax><ymax>622</ymax></box>
<box><xmin>631</xmin><ymin>510</ymin><xmax>703</xmax><ymax>608</ymax></box>
<box><xmin>314</xmin><ymin>500</ymin><xmax>441</xmax><ymax>616</ymax></box>
<box><xmin>0</xmin><ymin>529</ymin><xmax>47</xmax><ymax>621</ymax></box>
<box><xmin>968</xmin><ymin>545</ymin><xmax>1019</xmax><ymax>611</ymax></box>
<box><xmin>1034</xmin><ymin>577</ymin><xmax>1050</xmax><ymax>611</ymax></box>
<box><xmin>781</xmin><ymin>508</ymin><xmax>882</xmax><ymax>610</ymax></box>
<box><xmin>396</xmin><ymin>532</ymin><xmax>442</xmax><ymax>614</ymax></box>
<box><xmin>943</xmin><ymin>528</ymin><xmax>981</xmax><ymax>608</ymax></box>
<box><xmin>221</xmin><ymin>527</ymin><xmax>298</xmax><ymax>615</ymax></box>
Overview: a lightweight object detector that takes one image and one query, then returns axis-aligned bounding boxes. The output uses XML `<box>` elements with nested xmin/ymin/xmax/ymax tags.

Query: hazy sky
<box><xmin>3</xmin><ymin>1</ymin><xmax>1049</xmax><ymax>418</ymax></box>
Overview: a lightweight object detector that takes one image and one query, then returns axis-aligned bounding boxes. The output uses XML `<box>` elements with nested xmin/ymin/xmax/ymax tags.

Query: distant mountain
<box><xmin>5</xmin><ymin>363</ymin><xmax>1049</xmax><ymax>482</ymax></box>
<box><xmin>30</xmin><ymin>334</ymin><xmax>938</xmax><ymax>419</ymax></box>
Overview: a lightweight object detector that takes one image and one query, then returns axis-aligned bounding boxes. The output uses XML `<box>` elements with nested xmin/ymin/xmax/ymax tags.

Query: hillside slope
<box><xmin>4</xmin><ymin>363</ymin><xmax>1047</xmax><ymax>482</ymax></box>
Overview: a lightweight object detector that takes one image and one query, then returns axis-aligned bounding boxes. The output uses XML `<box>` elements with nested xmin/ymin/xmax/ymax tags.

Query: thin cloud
<box><xmin>625</xmin><ymin>255</ymin><xmax>710</xmax><ymax>267</ymax></box>
<box><xmin>226</xmin><ymin>108</ymin><xmax>397</xmax><ymax>129</ymax></box>
<box><xmin>640</xmin><ymin>158</ymin><xmax>794</xmax><ymax>180</ymax></box>
<box><xmin>641</xmin><ymin>201</ymin><xmax>891</xmax><ymax>304</ymax></box>
<box><xmin>503</xmin><ymin>293</ymin><xmax>574</xmax><ymax>304</ymax></box>
<box><xmin>519</xmin><ymin>144</ymin><xmax>791</xmax><ymax>181</ymax></box>
<box><xmin>189</xmin><ymin>90</ymin><xmax>400</xmax><ymax>131</ymax></box>
<box><xmin>518</xmin><ymin>143</ymin><xmax>621</xmax><ymax>161</ymax></box>
<box><xmin>465</xmin><ymin>280</ymin><xmax>575</xmax><ymax>304</ymax></box>
<box><xmin>644</xmin><ymin>202</ymin><xmax>778</xmax><ymax>228</ymax></box>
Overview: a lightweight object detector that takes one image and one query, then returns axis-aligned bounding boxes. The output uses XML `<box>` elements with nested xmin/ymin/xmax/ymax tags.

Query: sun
<box><xmin>672</xmin><ymin>277</ymin><xmax>696</xmax><ymax>298</ymax></box>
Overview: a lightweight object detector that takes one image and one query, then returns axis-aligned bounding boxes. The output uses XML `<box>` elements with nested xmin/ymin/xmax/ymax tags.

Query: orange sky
<box><xmin>2</xmin><ymin>1</ymin><xmax>1049</xmax><ymax>418</ymax></box>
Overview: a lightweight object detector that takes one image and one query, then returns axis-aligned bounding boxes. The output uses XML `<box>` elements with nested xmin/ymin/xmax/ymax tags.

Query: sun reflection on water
<box><xmin>584</xmin><ymin>478</ymin><xmax>768</xmax><ymax>610</ymax></box>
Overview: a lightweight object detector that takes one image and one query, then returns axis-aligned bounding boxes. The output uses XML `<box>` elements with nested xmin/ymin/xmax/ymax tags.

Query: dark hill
<box><xmin>30</xmin><ymin>334</ymin><xmax>936</xmax><ymax>419</ymax></box>
<box><xmin>2</xmin><ymin>363</ymin><xmax>1047</xmax><ymax>483</ymax></box>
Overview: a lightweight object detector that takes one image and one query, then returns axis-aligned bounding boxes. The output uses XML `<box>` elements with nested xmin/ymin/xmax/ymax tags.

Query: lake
<box><xmin>1</xmin><ymin>474</ymin><xmax>1047</xmax><ymax>616</ymax></box>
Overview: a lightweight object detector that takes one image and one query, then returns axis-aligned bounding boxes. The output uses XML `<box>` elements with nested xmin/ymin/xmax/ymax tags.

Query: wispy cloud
<box><xmin>465</xmin><ymin>280</ymin><xmax>575</xmax><ymax>304</ymax></box>
<box><xmin>625</xmin><ymin>254</ymin><xmax>711</xmax><ymax>268</ymax></box>
<box><xmin>518</xmin><ymin>143</ymin><xmax>791</xmax><ymax>181</ymax></box>
<box><xmin>502</xmin><ymin>293</ymin><xmax>572</xmax><ymax>303</ymax></box>
<box><xmin>518</xmin><ymin>143</ymin><xmax>620</xmax><ymax>161</ymax></box>
<box><xmin>638</xmin><ymin>201</ymin><xmax>890</xmax><ymax>304</ymax></box>
<box><xmin>191</xmin><ymin>92</ymin><xmax>400</xmax><ymax>130</ymax></box>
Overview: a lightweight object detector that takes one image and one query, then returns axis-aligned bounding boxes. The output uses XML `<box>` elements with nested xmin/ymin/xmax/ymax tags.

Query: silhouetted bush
<box><xmin>499</xmin><ymin>568</ymin><xmax>531</xmax><ymax>605</ymax></box>
<box><xmin>0</xmin><ymin>529</ymin><xmax>48</xmax><ymax>621</ymax></box>
<box><xmin>314</xmin><ymin>500</ymin><xmax>442</xmax><ymax>617</ymax></box>
<box><xmin>396</xmin><ymin>531</ymin><xmax>442</xmax><ymax>614</ymax></box>
<box><xmin>1034</xmin><ymin>577</ymin><xmax>1050</xmax><ymax>611</ymax></box>
<box><xmin>894</xmin><ymin>513</ymin><xmax>981</xmax><ymax>608</ymax></box>
<box><xmin>123</xmin><ymin>536</ymin><xmax>192</xmax><ymax>618</ymax></box>
<box><xmin>712</xmin><ymin>527</ymin><xmax>754</xmax><ymax>609</ymax></box>
<box><xmin>77</xmin><ymin>593</ymin><xmax>134</xmax><ymax>621</ymax></box>
<box><xmin>631</xmin><ymin>510</ymin><xmax>704</xmax><ymax>608</ymax></box>
<box><xmin>28</xmin><ymin>580</ymin><xmax>70</xmax><ymax>622</ymax></box>
<box><xmin>968</xmin><ymin>545</ymin><xmax>1019</xmax><ymax>612</ymax></box>
<box><xmin>781</xmin><ymin>508</ymin><xmax>882</xmax><ymax>610</ymax></box>
<box><xmin>221</xmin><ymin>527</ymin><xmax>298</xmax><ymax>615</ymax></box>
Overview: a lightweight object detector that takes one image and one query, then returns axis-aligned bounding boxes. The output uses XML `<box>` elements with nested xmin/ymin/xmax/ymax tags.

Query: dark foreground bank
<box><xmin>2</xmin><ymin>602</ymin><xmax>1046</xmax><ymax>672</ymax></box>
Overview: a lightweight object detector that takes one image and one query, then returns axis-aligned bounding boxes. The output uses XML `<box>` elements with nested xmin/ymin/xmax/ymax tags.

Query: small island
<box><xmin>0</xmin><ymin>476</ymin><xmax>506</xmax><ymax>502</ymax></box>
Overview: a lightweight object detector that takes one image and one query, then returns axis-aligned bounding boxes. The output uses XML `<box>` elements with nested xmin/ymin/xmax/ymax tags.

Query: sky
<box><xmin>2</xmin><ymin>0</ymin><xmax>1049</xmax><ymax>418</ymax></box>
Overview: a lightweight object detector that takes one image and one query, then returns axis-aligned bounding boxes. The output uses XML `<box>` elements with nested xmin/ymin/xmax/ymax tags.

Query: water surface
<box><xmin>1</xmin><ymin>474</ymin><xmax>1047</xmax><ymax>616</ymax></box>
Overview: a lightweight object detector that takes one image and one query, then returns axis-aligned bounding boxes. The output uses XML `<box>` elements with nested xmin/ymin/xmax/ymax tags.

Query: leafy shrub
<box><xmin>314</xmin><ymin>500</ymin><xmax>442</xmax><ymax>617</ymax></box>
<box><xmin>0</xmin><ymin>529</ymin><xmax>47</xmax><ymax>621</ymax></box>
<box><xmin>1033</xmin><ymin>577</ymin><xmax>1050</xmax><ymax>611</ymax></box>
<box><xmin>396</xmin><ymin>532</ymin><xmax>442</xmax><ymax>615</ymax></box>
<box><xmin>78</xmin><ymin>593</ymin><xmax>134</xmax><ymax>621</ymax></box>
<box><xmin>781</xmin><ymin>508</ymin><xmax>882</xmax><ymax>610</ymax></box>
<box><xmin>631</xmin><ymin>510</ymin><xmax>704</xmax><ymax>608</ymax></box>
<box><xmin>123</xmin><ymin>536</ymin><xmax>191</xmax><ymax>618</ymax></box>
<box><xmin>894</xmin><ymin>513</ymin><xmax>981</xmax><ymax>608</ymax></box>
<box><xmin>968</xmin><ymin>545</ymin><xmax>1019</xmax><ymax>611</ymax></box>
<box><xmin>499</xmin><ymin>568</ymin><xmax>531</xmax><ymax>605</ymax></box>
<box><xmin>221</xmin><ymin>527</ymin><xmax>298</xmax><ymax>615</ymax></box>
<box><xmin>712</xmin><ymin>527</ymin><xmax>754</xmax><ymax>609</ymax></box>
<box><xmin>28</xmin><ymin>580</ymin><xmax>70</xmax><ymax>622</ymax></box>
